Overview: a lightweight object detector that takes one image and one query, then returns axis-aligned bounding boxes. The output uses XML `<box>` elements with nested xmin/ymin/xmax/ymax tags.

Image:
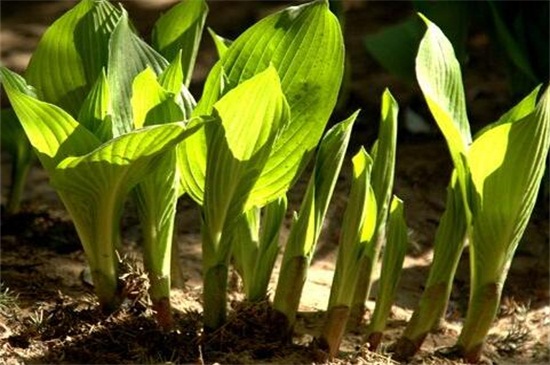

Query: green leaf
<box><xmin>285</xmin><ymin>111</ymin><xmax>358</xmax><ymax>259</ymax></box>
<box><xmin>416</xmin><ymin>13</ymin><xmax>473</xmax><ymax>224</ymax></box>
<box><xmin>329</xmin><ymin>147</ymin><xmax>377</xmax><ymax>307</ymax></box>
<box><xmin>468</xmin><ymin>86</ymin><xmax>550</xmax><ymax>283</ymax></box>
<box><xmin>273</xmin><ymin>110</ymin><xmax>358</xmax><ymax>324</ymax></box>
<box><xmin>179</xmin><ymin>0</ymin><xmax>344</xmax><ymax>206</ymax></box>
<box><xmin>25</xmin><ymin>0</ymin><xmax>121</xmax><ymax>116</ymax></box>
<box><xmin>416</xmin><ymin>14</ymin><xmax>471</xmax><ymax>161</ymax></box>
<box><xmin>158</xmin><ymin>50</ymin><xmax>196</xmax><ymax>120</ymax></box>
<box><xmin>202</xmin><ymin>66</ymin><xmax>289</xmax><ymax>249</ymax></box>
<box><xmin>367</xmin><ymin>196</ymin><xmax>408</xmax><ymax>333</ymax></box>
<box><xmin>371</xmin><ymin>89</ymin><xmax>399</xmax><ymax>237</ymax></box>
<box><xmin>208</xmin><ymin>28</ymin><xmax>233</xmax><ymax>59</ymax></box>
<box><xmin>131</xmin><ymin>67</ymin><xmax>183</xmax><ymax>129</ymax></box>
<box><xmin>152</xmin><ymin>0</ymin><xmax>208</xmax><ymax>86</ymax></box>
<box><xmin>1</xmin><ymin>66</ymin><xmax>101</xmax><ymax>171</ymax></box>
<box><xmin>108</xmin><ymin>9</ymin><xmax>170</xmax><ymax>136</ymax></box>
<box><xmin>53</xmin><ymin>121</ymin><xmax>203</xmax><ymax>206</ymax></box>
<box><xmin>78</xmin><ymin>69</ymin><xmax>112</xmax><ymax>142</ymax></box>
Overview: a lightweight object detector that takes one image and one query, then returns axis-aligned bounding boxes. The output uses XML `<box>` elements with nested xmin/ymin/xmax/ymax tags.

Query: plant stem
<box><xmin>350</xmin><ymin>234</ymin><xmax>384</xmax><ymax>326</ymax></box>
<box><xmin>272</xmin><ymin>255</ymin><xmax>308</xmax><ymax>338</ymax></box>
<box><xmin>59</xmin><ymin>191</ymin><xmax>123</xmax><ymax>312</ymax></box>
<box><xmin>203</xmin><ymin>263</ymin><xmax>228</xmax><ymax>332</ymax></box>
<box><xmin>393</xmin><ymin>180</ymin><xmax>467</xmax><ymax>360</ymax></box>
<box><xmin>6</xmin><ymin>153</ymin><xmax>32</xmax><ymax>214</ymax></box>
<box><xmin>456</xmin><ymin>282</ymin><xmax>501</xmax><ymax>363</ymax></box>
<box><xmin>317</xmin><ymin>305</ymin><xmax>350</xmax><ymax>360</ymax></box>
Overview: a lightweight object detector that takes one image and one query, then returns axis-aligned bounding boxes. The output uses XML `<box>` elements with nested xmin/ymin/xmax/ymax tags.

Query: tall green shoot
<box><xmin>395</xmin><ymin>14</ymin><xmax>550</xmax><ymax>362</ymax></box>
<box><xmin>178</xmin><ymin>0</ymin><xmax>345</xmax><ymax>331</ymax></box>
<box><xmin>272</xmin><ymin>112</ymin><xmax>357</xmax><ymax>338</ymax></box>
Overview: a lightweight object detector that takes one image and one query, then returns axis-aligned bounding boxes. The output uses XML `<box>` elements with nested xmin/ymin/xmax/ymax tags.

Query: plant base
<box><xmin>152</xmin><ymin>297</ymin><xmax>174</xmax><ymax>331</ymax></box>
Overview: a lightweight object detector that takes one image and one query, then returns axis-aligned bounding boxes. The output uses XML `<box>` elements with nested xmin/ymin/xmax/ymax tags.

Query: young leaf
<box><xmin>328</xmin><ymin>148</ymin><xmax>377</xmax><ymax>309</ymax></box>
<box><xmin>179</xmin><ymin>0</ymin><xmax>344</xmax><ymax>207</ymax></box>
<box><xmin>25</xmin><ymin>0</ymin><xmax>121</xmax><ymax>115</ymax></box>
<box><xmin>394</xmin><ymin>174</ymin><xmax>468</xmax><ymax>360</ymax></box>
<box><xmin>152</xmin><ymin>0</ymin><xmax>208</xmax><ymax>86</ymax></box>
<box><xmin>77</xmin><ymin>69</ymin><xmax>112</xmax><ymax>142</ymax></box>
<box><xmin>201</xmin><ymin>66</ymin><xmax>290</xmax><ymax>330</ymax></box>
<box><xmin>457</xmin><ymin>86</ymin><xmax>549</xmax><ymax>362</ymax></box>
<box><xmin>131</xmin><ymin>67</ymin><xmax>183</xmax><ymax>129</ymax></box>
<box><xmin>318</xmin><ymin>147</ymin><xmax>377</xmax><ymax>359</ymax></box>
<box><xmin>351</xmin><ymin>89</ymin><xmax>399</xmax><ymax>321</ymax></box>
<box><xmin>108</xmin><ymin>9</ymin><xmax>170</xmax><ymax>136</ymax></box>
<box><xmin>273</xmin><ymin>111</ymin><xmax>358</xmax><ymax>333</ymax></box>
<box><xmin>208</xmin><ymin>28</ymin><xmax>233</xmax><ymax>59</ymax></box>
<box><xmin>158</xmin><ymin>50</ymin><xmax>196</xmax><ymax>120</ymax></box>
<box><xmin>416</xmin><ymin>13</ymin><xmax>471</xmax><ymax>201</ymax></box>
<box><xmin>366</xmin><ymin>196</ymin><xmax>408</xmax><ymax>351</ymax></box>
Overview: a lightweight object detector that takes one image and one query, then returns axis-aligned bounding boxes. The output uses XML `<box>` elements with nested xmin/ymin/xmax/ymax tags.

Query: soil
<box><xmin>1</xmin><ymin>1</ymin><xmax>549</xmax><ymax>365</ymax></box>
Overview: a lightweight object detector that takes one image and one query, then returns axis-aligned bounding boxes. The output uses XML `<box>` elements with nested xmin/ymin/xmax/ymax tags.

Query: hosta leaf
<box><xmin>25</xmin><ymin>0</ymin><xmax>121</xmax><ymax>116</ymax></box>
<box><xmin>203</xmin><ymin>66</ymin><xmax>289</xmax><ymax>240</ymax></box>
<box><xmin>371</xmin><ymin>89</ymin><xmax>399</xmax><ymax>235</ymax></box>
<box><xmin>329</xmin><ymin>147</ymin><xmax>377</xmax><ymax>307</ymax></box>
<box><xmin>416</xmin><ymin>13</ymin><xmax>473</xmax><ymax>222</ymax></box>
<box><xmin>283</xmin><ymin>111</ymin><xmax>358</xmax><ymax>259</ymax></box>
<box><xmin>158</xmin><ymin>50</ymin><xmax>196</xmax><ymax>119</ymax></box>
<box><xmin>152</xmin><ymin>0</ymin><xmax>208</xmax><ymax>86</ymax></box>
<box><xmin>468</xmin><ymin>86</ymin><xmax>550</xmax><ymax>282</ymax></box>
<box><xmin>78</xmin><ymin>69</ymin><xmax>112</xmax><ymax>142</ymax></box>
<box><xmin>208</xmin><ymin>28</ymin><xmax>233</xmax><ymax>59</ymax></box>
<box><xmin>416</xmin><ymin>14</ymin><xmax>471</xmax><ymax>178</ymax></box>
<box><xmin>131</xmin><ymin>67</ymin><xmax>183</xmax><ymax>129</ymax></box>
<box><xmin>52</xmin><ymin>121</ymin><xmax>203</xmax><ymax>262</ymax></box>
<box><xmin>368</xmin><ymin>196</ymin><xmax>408</xmax><ymax>332</ymax></box>
<box><xmin>1</xmin><ymin>67</ymin><xmax>100</xmax><ymax>171</ymax></box>
<box><xmin>180</xmin><ymin>0</ymin><xmax>344</xmax><ymax>206</ymax></box>
<box><xmin>108</xmin><ymin>10</ymin><xmax>169</xmax><ymax>136</ymax></box>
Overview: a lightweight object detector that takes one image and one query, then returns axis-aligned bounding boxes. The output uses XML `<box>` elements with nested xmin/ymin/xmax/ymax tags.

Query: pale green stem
<box><xmin>6</xmin><ymin>154</ymin><xmax>32</xmax><ymax>214</ymax></box>
<box><xmin>66</xmin><ymin>193</ymin><xmax>122</xmax><ymax>312</ymax></box>
<box><xmin>350</xmin><ymin>230</ymin><xmax>383</xmax><ymax>323</ymax></box>
<box><xmin>202</xmin><ymin>215</ymin><xmax>232</xmax><ymax>332</ymax></box>
<box><xmin>456</xmin><ymin>282</ymin><xmax>502</xmax><ymax>363</ymax></box>
<box><xmin>272</xmin><ymin>255</ymin><xmax>308</xmax><ymax>338</ymax></box>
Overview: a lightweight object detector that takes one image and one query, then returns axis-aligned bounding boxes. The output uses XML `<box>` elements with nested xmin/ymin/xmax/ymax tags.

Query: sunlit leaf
<box><xmin>25</xmin><ymin>0</ymin><xmax>121</xmax><ymax>115</ymax></box>
<box><xmin>152</xmin><ymin>0</ymin><xmax>208</xmax><ymax>86</ymax></box>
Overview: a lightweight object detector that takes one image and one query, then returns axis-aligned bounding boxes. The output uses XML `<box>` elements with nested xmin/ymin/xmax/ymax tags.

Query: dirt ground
<box><xmin>1</xmin><ymin>1</ymin><xmax>549</xmax><ymax>364</ymax></box>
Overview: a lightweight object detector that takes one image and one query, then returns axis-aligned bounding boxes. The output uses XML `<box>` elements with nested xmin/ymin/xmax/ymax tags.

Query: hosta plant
<box><xmin>1</xmin><ymin>0</ymin><xmax>207</xmax><ymax>328</ymax></box>
<box><xmin>394</xmin><ymin>14</ymin><xmax>550</xmax><ymax>363</ymax></box>
<box><xmin>0</xmin><ymin>67</ymin><xmax>204</xmax><ymax>312</ymax></box>
<box><xmin>177</xmin><ymin>0</ymin><xmax>346</xmax><ymax>331</ymax></box>
<box><xmin>317</xmin><ymin>89</ymin><xmax>401</xmax><ymax>358</ymax></box>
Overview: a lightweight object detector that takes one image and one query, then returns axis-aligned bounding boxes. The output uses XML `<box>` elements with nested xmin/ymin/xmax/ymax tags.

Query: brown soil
<box><xmin>1</xmin><ymin>1</ymin><xmax>549</xmax><ymax>364</ymax></box>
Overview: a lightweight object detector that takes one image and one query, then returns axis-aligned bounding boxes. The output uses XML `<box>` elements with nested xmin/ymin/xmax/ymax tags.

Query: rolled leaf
<box><xmin>273</xmin><ymin>111</ymin><xmax>358</xmax><ymax>331</ymax></box>
<box><xmin>366</xmin><ymin>196</ymin><xmax>408</xmax><ymax>350</ymax></box>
